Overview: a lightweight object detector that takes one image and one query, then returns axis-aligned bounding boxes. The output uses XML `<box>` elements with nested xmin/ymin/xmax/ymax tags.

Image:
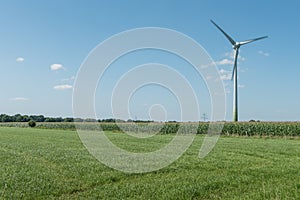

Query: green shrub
<box><xmin>28</xmin><ymin>120</ymin><xmax>36</xmax><ymax>127</ymax></box>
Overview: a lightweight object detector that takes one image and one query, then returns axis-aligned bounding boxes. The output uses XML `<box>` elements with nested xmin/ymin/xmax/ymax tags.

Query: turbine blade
<box><xmin>239</xmin><ymin>36</ymin><xmax>268</xmax><ymax>45</ymax></box>
<box><xmin>231</xmin><ymin>49</ymin><xmax>239</xmax><ymax>80</ymax></box>
<box><xmin>210</xmin><ymin>19</ymin><xmax>236</xmax><ymax>46</ymax></box>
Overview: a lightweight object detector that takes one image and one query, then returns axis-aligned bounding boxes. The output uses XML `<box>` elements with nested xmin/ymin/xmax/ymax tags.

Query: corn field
<box><xmin>1</xmin><ymin>121</ymin><xmax>300</xmax><ymax>136</ymax></box>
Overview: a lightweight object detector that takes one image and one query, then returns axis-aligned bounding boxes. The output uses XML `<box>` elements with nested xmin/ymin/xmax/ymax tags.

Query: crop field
<box><xmin>0</xmin><ymin>126</ymin><xmax>300</xmax><ymax>199</ymax></box>
<box><xmin>1</xmin><ymin>121</ymin><xmax>300</xmax><ymax>136</ymax></box>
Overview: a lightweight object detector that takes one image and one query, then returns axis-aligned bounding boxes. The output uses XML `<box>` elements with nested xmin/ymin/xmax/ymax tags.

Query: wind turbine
<box><xmin>210</xmin><ymin>20</ymin><xmax>268</xmax><ymax>122</ymax></box>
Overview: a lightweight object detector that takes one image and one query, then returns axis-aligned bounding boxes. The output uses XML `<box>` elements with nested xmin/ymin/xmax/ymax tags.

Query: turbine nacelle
<box><xmin>233</xmin><ymin>43</ymin><xmax>241</xmax><ymax>50</ymax></box>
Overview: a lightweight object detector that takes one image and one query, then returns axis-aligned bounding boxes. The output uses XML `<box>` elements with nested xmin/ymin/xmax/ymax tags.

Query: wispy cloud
<box><xmin>224</xmin><ymin>51</ymin><xmax>245</xmax><ymax>61</ymax></box>
<box><xmin>200</xmin><ymin>58</ymin><xmax>234</xmax><ymax>68</ymax></box>
<box><xmin>53</xmin><ymin>84</ymin><xmax>73</xmax><ymax>90</ymax></box>
<box><xmin>239</xmin><ymin>67</ymin><xmax>248</xmax><ymax>73</ymax></box>
<box><xmin>60</xmin><ymin>78</ymin><xmax>69</xmax><ymax>82</ymax></box>
<box><xmin>238</xmin><ymin>84</ymin><xmax>245</xmax><ymax>88</ymax></box>
<box><xmin>275</xmin><ymin>109</ymin><xmax>288</xmax><ymax>114</ymax></box>
<box><xmin>50</xmin><ymin>64</ymin><xmax>64</xmax><ymax>71</ymax></box>
<box><xmin>61</xmin><ymin>75</ymin><xmax>75</xmax><ymax>82</ymax></box>
<box><xmin>16</xmin><ymin>57</ymin><xmax>24</xmax><ymax>62</ymax></box>
<box><xmin>224</xmin><ymin>51</ymin><xmax>234</xmax><ymax>59</ymax></box>
<box><xmin>219</xmin><ymin>69</ymin><xmax>232</xmax><ymax>80</ymax></box>
<box><xmin>205</xmin><ymin>75</ymin><xmax>213</xmax><ymax>80</ymax></box>
<box><xmin>216</xmin><ymin>58</ymin><xmax>234</xmax><ymax>65</ymax></box>
<box><xmin>11</xmin><ymin>97</ymin><xmax>29</xmax><ymax>101</ymax></box>
<box><xmin>200</xmin><ymin>64</ymin><xmax>210</xmax><ymax>69</ymax></box>
<box><xmin>258</xmin><ymin>50</ymin><xmax>270</xmax><ymax>57</ymax></box>
<box><xmin>200</xmin><ymin>51</ymin><xmax>245</xmax><ymax>69</ymax></box>
<box><xmin>214</xmin><ymin>51</ymin><xmax>246</xmax><ymax>67</ymax></box>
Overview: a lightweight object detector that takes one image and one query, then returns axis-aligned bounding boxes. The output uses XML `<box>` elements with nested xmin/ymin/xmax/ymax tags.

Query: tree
<box><xmin>28</xmin><ymin>120</ymin><xmax>36</xmax><ymax>127</ymax></box>
<box><xmin>22</xmin><ymin>115</ymin><xmax>30</xmax><ymax>122</ymax></box>
<box><xmin>101</xmin><ymin>118</ymin><xmax>116</xmax><ymax>123</ymax></box>
<box><xmin>74</xmin><ymin>118</ymin><xmax>84</xmax><ymax>122</ymax></box>
<box><xmin>1</xmin><ymin>114</ymin><xmax>12</xmax><ymax>122</ymax></box>
<box><xmin>64</xmin><ymin>117</ymin><xmax>74</xmax><ymax>122</ymax></box>
<box><xmin>44</xmin><ymin>117</ymin><xmax>56</xmax><ymax>122</ymax></box>
<box><xmin>29</xmin><ymin>115</ymin><xmax>45</xmax><ymax>122</ymax></box>
<box><xmin>85</xmin><ymin>118</ymin><xmax>97</xmax><ymax>122</ymax></box>
<box><xmin>14</xmin><ymin>114</ymin><xmax>23</xmax><ymax>122</ymax></box>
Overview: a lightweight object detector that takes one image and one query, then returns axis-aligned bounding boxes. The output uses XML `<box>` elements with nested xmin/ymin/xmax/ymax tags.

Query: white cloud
<box><xmin>61</xmin><ymin>75</ymin><xmax>75</xmax><ymax>82</ymax></box>
<box><xmin>224</xmin><ymin>51</ymin><xmax>245</xmax><ymax>61</ymax></box>
<box><xmin>16</xmin><ymin>57</ymin><xmax>24</xmax><ymax>62</ymax></box>
<box><xmin>50</xmin><ymin>64</ymin><xmax>63</xmax><ymax>71</ymax></box>
<box><xmin>216</xmin><ymin>58</ymin><xmax>234</xmax><ymax>66</ymax></box>
<box><xmin>219</xmin><ymin>69</ymin><xmax>232</xmax><ymax>80</ymax></box>
<box><xmin>206</xmin><ymin>75</ymin><xmax>213</xmax><ymax>80</ymax></box>
<box><xmin>60</xmin><ymin>78</ymin><xmax>69</xmax><ymax>82</ymax></box>
<box><xmin>258</xmin><ymin>50</ymin><xmax>270</xmax><ymax>57</ymax></box>
<box><xmin>239</xmin><ymin>67</ymin><xmax>248</xmax><ymax>73</ymax></box>
<box><xmin>200</xmin><ymin>51</ymin><xmax>245</xmax><ymax>69</ymax></box>
<box><xmin>275</xmin><ymin>109</ymin><xmax>288</xmax><ymax>114</ymax></box>
<box><xmin>53</xmin><ymin>84</ymin><xmax>73</xmax><ymax>90</ymax></box>
<box><xmin>238</xmin><ymin>84</ymin><xmax>245</xmax><ymax>88</ymax></box>
<box><xmin>11</xmin><ymin>97</ymin><xmax>29</xmax><ymax>101</ymax></box>
<box><xmin>224</xmin><ymin>51</ymin><xmax>234</xmax><ymax>59</ymax></box>
<box><xmin>200</xmin><ymin>65</ymin><xmax>208</xmax><ymax>69</ymax></box>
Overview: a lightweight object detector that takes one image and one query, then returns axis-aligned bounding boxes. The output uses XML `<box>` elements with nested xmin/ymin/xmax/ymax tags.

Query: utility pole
<box><xmin>202</xmin><ymin>113</ymin><xmax>208</xmax><ymax>122</ymax></box>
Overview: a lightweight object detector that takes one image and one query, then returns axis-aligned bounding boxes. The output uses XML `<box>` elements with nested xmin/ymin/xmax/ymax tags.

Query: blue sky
<box><xmin>1</xmin><ymin>0</ymin><xmax>300</xmax><ymax>121</ymax></box>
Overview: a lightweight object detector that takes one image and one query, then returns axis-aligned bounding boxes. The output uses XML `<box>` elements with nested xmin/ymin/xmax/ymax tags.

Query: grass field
<box><xmin>0</xmin><ymin>127</ymin><xmax>299</xmax><ymax>199</ymax></box>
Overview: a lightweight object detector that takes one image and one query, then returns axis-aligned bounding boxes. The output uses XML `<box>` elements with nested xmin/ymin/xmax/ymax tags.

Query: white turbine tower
<box><xmin>211</xmin><ymin>20</ymin><xmax>268</xmax><ymax>122</ymax></box>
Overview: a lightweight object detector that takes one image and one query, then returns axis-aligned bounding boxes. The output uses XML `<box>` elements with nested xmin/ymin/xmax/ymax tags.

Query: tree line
<box><xmin>0</xmin><ymin>114</ymin><xmax>155</xmax><ymax>123</ymax></box>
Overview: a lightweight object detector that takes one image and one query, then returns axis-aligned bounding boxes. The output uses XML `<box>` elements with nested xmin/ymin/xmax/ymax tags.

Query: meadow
<box><xmin>0</xmin><ymin>126</ymin><xmax>299</xmax><ymax>199</ymax></box>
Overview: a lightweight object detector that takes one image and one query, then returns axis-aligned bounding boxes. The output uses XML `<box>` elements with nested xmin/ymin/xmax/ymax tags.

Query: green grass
<box><xmin>0</xmin><ymin>127</ymin><xmax>299</xmax><ymax>199</ymax></box>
